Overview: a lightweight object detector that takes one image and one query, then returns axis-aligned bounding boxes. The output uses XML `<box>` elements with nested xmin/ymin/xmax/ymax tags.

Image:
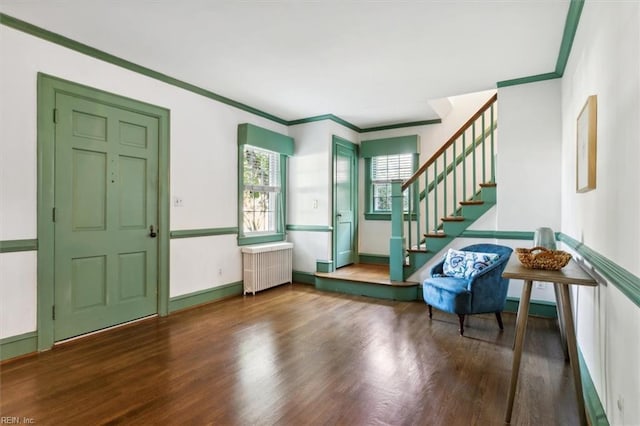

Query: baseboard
<box><xmin>0</xmin><ymin>331</ymin><xmax>38</xmax><ymax>362</ymax></box>
<box><xmin>169</xmin><ymin>281</ymin><xmax>243</xmax><ymax>313</ymax></box>
<box><xmin>579</xmin><ymin>349</ymin><xmax>610</xmax><ymax>425</ymax></box>
<box><xmin>504</xmin><ymin>297</ymin><xmax>558</xmax><ymax>318</ymax></box>
<box><xmin>358</xmin><ymin>253</ymin><xmax>390</xmax><ymax>265</ymax></box>
<box><xmin>292</xmin><ymin>270</ymin><xmax>315</xmax><ymax>285</ymax></box>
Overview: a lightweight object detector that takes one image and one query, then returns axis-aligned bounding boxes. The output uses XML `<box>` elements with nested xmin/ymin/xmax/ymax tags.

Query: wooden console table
<box><xmin>502</xmin><ymin>257</ymin><xmax>597</xmax><ymax>425</ymax></box>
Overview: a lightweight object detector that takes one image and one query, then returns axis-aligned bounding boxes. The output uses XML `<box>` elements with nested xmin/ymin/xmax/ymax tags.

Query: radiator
<box><xmin>241</xmin><ymin>242</ymin><xmax>293</xmax><ymax>295</ymax></box>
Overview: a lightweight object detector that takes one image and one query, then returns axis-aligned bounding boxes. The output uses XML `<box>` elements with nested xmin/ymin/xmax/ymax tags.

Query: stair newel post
<box><xmin>490</xmin><ymin>103</ymin><xmax>496</xmax><ymax>183</ymax></box>
<box><xmin>389</xmin><ymin>179</ymin><xmax>405</xmax><ymax>281</ymax></box>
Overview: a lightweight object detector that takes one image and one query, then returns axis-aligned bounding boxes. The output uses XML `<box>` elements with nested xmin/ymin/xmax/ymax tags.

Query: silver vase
<box><xmin>533</xmin><ymin>227</ymin><xmax>557</xmax><ymax>250</ymax></box>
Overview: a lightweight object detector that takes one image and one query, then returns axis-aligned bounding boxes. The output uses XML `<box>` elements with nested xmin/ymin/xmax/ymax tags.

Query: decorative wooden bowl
<box><xmin>515</xmin><ymin>246</ymin><xmax>572</xmax><ymax>270</ymax></box>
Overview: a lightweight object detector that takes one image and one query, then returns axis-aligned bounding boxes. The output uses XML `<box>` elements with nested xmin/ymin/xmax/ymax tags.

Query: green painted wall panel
<box><xmin>238</xmin><ymin>123</ymin><xmax>293</xmax><ymax>156</ymax></box>
<box><xmin>360</xmin><ymin>135</ymin><xmax>419</xmax><ymax>158</ymax></box>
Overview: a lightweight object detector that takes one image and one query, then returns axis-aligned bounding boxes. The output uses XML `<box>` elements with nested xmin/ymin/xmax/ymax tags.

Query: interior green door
<box><xmin>334</xmin><ymin>139</ymin><xmax>357</xmax><ymax>268</ymax></box>
<box><xmin>53</xmin><ymin>93</ymin><xmax>159</xmax><ymax>341</ymax></box>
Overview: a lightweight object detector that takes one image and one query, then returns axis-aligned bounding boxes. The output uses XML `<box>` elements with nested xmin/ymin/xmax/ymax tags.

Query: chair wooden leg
<box><xmin>458</xmin><ymin>314</ymin><xmax>465</xmax><ymax>335</ymax></box>
<box><xmin>428</xmin><ymin>305</ymin><xmax>433</xmax><ymax>319</ymax></box>
<box><xmin>495</xmin><ymin>311</ymin><xmax>504</xmax><ymax>330</ymax></box>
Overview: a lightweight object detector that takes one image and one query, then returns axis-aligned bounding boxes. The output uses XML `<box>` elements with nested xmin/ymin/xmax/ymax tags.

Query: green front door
<box><xmin>333</xmin><ymin>137</ymin><xmax>358</xmax><ymax>268</ymax></box>
<box><xmin>53</xmin><ymin>93</ymin><xmax>159</xmax><ymax>340</ymax></box>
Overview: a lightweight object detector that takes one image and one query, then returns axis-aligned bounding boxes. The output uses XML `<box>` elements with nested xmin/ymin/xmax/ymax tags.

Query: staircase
<box><xmin>390</xmin><ymin>94</ymin><xmax>498</xmax><ymax>282</ymax></box>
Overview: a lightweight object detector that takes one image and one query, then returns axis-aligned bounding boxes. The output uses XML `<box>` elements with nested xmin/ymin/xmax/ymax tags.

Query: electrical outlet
<box><xmin>218</xmin><ymin>268</ymin><xmax>223</xmax><ymax>276</ymax></box>
<box><xmin>173</xmin><ymin>196</ymin><xmax>184</xmax><ymax>207</ymax></box>
<box><xmin>313</xmin><ymin>199</ymin><xmax>318</xmax><ymax>209</ymax></box>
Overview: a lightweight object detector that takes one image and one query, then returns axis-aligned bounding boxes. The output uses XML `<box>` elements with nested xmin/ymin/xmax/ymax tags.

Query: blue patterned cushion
<box><xmin>442</xmin><ymin>249</ymin><xmax>500</xmax><ymax>279</ymax></box>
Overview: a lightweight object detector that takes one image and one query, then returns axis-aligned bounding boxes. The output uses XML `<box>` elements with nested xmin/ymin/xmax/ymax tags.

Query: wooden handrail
<box><xmin>402</xmin><ymin>93</ymin><xmax>498</xmax><ymax>190</ymax></box>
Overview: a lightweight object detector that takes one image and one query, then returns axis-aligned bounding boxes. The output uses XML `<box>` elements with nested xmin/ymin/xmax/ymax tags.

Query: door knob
<box><xmin>149</xmin><ymin>225</ymin><xmax>157</xmax><ymax>238</ymax></box>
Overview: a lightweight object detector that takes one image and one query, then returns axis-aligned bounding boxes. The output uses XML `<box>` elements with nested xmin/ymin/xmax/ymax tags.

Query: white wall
<box><xmin>0</xmin><ymin>26</ymin><xmax>288</xmax><ymax>338</ymax></box>
<box><xmin>560</xmin><ymin>2</ymin><xmax>640</xmax><ymax>424</ymax></box>
<box><xmin>497</xmin><ymin>79</ymin><xmax>563</xmax><ymax>231</ymax></box>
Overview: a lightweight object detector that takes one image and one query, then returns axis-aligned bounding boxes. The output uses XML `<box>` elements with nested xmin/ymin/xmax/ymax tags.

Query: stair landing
<box><xmin>315</xmin><ymin>263</ymin><xmax>419</xmax><ymax>301</ymax></box>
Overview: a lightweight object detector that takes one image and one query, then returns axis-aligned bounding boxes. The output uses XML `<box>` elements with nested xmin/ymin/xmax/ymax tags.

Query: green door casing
<box><xmin>333</xmin><ymin>137</ymin><xmax>358</xmax><ymax>269</ymax></box>
<box><xmin>53</xmin><ymin>93</ymin><xmax>159</xmax><ymax>340</ymax></box>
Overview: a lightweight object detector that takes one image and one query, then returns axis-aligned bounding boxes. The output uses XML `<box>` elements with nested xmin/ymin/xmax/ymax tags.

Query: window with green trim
<box><xmin>237</xmin><ymin>123</ymin><xmax>292</xmax><ymax>245</ymax></box>
<box><xmin>360</xmin><ymin>135</ymin><xmax>419</xmax><ymax>221</ymax></box>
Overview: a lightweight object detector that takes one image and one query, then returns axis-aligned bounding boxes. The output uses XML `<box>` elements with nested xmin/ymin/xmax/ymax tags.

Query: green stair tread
<box><xmin>442</xmin><ymin>216</ymin><xmax>465</xmax><ymax>222</ymax></box>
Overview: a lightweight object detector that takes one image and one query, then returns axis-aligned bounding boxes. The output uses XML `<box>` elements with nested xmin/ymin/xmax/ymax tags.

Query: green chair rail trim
<box><xmin>579</xmin><ymin>348</ymin><xmax>610</xmax><ymax>426</ymax></box>
<box><xmin>0</xmin><ymin>13</ymin><xmax>289</xmax><ymax>126</ymax></box>
<box><xmin>0</xmin><ymin>239</ymin><xmax>38</xmax><ymax>253</ymax></box>
<box><xmin>497</xmin><ymin>0</ymin><xmax>584</xmax><ymax>87</ymax></box>
<box><xmin>459</xmin><ymin>230</ymin><xmax>535</xmax><ymax>240</ymax></box>
<box><xmin>0</xmin><ymin>331</ymin><xmax>38</xmax><ymax>361</ymax></box>
<box><xmin>0</xmin><ymin>13</ymin><xmax>441</xmax><ymax>134</ymax></box>
<box><xmin>168</xmin><ymin>281</ymin><xmax>243</xmax><ymax>313</ymax></box>
<box><xmin>292</xmin><ymin>270</ymin><xmax>316</xmax><ymax>285</ymax></box>
<box><xmin>170</xmin><ymin>227</ymin><xmax>239</xmax><ymax>239</ymax></box>
<box><xmin>286</xmin><ymin>225</ymin><xmax>333</xmax><ymax>232</ymax></box>
<box><xmin>237</xmin><ymin>233</ymin><xmax>286</xmax><ymax>246</ymax></box>
<box><xmin>559</xmin><ymin>233</ymin><xmax>640</xmax><ymax>308</ymax></box>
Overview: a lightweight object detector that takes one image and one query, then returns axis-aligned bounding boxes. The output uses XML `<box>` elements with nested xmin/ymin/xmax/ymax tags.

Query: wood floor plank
<box><xmin>0</xmin><ymin>284</ymin><xmax>579</xmax><ymax>425</ymax></box>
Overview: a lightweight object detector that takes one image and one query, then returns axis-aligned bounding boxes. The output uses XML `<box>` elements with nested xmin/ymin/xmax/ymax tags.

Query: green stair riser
<box><xmin>461</xmin><ymin>203</ymin><xmax>494</xmax><ymax>221</ymax></box>
<box><xmin>315</xmin><ymin>277</ymin><xmax>418</xmax><ymax>301</ymax></box>
<box><xmin>481</xmin><ymin>186</ymin><xmax>497</xmax><ymax>203</ymax></box>
<box><xmin>442</xmin><ymin>220</ymin><xmax>473</xmax><ymax>236</ymax></box>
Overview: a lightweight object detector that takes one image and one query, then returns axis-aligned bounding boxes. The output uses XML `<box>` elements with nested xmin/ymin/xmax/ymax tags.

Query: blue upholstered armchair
<box><xmin>422</xmin><ymin>244</ymin><xmax>513</xmax><ymax>335</ymax></box>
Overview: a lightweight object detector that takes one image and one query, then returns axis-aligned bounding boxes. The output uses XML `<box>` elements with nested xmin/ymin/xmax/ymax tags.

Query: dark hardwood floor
<box><xmin>0</xmin><ymin>284</ymin><xmax>579</xmax><ymax>425</ymax></box>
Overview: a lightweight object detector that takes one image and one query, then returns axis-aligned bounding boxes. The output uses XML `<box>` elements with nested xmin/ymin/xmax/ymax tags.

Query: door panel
<box><xmin>334</xmin><ymin>141</ymin><xmax>357</xmax><ymax>268</ymax></box>
<box><xmin>54</xmin><ymin>93</ymin><xmax>159</xmax><ymax>341</ymax></box>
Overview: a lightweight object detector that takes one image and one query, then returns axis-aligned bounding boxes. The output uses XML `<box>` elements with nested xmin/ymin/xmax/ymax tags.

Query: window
<box><xmin>370</xmin><ymin>153</ymin><xmax>414</xmax><ymax>212</ymax></box>
<box><xmin>360</xmin><ymin>135</ymin><xmax>419</xmax><ymax>221</ymax></box>
<box><xmin>237</xmin><ymin>123</ymin><xmax>293</xmax><ymax>245</ymax></box>
<box><xmin>242</xmin><ymin>146</ymin><xmax>281</xmax><ymax>235</ymax></box>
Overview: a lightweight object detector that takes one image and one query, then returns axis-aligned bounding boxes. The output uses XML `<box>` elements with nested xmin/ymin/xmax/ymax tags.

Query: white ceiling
<box><xmin>0</xmin><ymin>0</ymin><xmax>570</xmax><ymax>128</ymax></box>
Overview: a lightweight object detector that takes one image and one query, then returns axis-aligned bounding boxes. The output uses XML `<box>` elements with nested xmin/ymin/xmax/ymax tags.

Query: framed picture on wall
<box><xmin>576</xmin><ymin>95</ymin><xmax>597</xmax><ymax>193</ymax></box>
